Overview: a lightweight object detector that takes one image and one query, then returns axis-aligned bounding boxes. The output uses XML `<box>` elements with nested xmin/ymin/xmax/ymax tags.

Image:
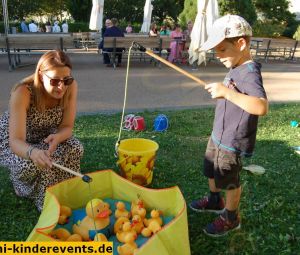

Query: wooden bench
<box><xmin>102</xmin><ymin>36</ymin><xmax>191</xmax><ymax>67</ymax></box>
<box><xmin>251</xmin><ymin>37</ymin><xmax>271</xmax><ymax>62</ymax></box>
<box><xmin>251</xmin><ymin>37</ymin><xmax>298</xmax><ymax>62</ymax></box>
<box><xmin>267</xmin><ymin>38</ymin><xmax>298</xmax><ymax>61</ymax></box>
<box><xmin>102</xmin><ymin>36</ymin><xmax>162</xmax><ymax>67</ymax></box>
<box><xmin>4</xmin><ymin>34</ymin><xmax>74</xmax><ymax>70</ymax></box>
<box><xmin>72</xmin><ymin>32</ymin><xmax>101</xmax><ymax>51</ymax></box>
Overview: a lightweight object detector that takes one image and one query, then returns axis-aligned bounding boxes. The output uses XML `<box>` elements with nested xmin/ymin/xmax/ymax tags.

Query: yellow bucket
<box><xmin>117</xmin><ymin>138</ymin><xmax>159</xmax><ymax>186</ymax></box>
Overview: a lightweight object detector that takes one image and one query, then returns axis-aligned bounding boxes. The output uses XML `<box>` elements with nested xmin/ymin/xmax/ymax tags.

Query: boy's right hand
<box><xmin>205</xmin><ymin>82</ymin><xmax>231</xmax><ymax>99</ymax></box>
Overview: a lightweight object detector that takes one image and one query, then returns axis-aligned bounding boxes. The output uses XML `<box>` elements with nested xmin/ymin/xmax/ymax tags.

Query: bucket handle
<box><xmin>114</xmin><ymin>140</ymin><xmax>120</xmax><ymax>158</ymax></box>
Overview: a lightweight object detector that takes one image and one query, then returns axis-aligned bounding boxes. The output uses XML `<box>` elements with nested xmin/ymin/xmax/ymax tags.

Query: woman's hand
<box><xmin>205</xmin><ymin>82</ymin><xmax>230</xmax><ymax>99</ymax></box>
<box><xmin>44</xmin><ymin>134</ymin><xmax>60</xmax><ymax>155</ymax></box>
<box><xmin>30</xmin><ymin>148</ymin><xmax>52</xmax><ymax>168</ymax></box>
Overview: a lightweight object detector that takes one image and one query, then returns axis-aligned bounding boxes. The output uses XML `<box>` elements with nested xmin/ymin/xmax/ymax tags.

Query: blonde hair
<box><xmin>13</xmin><ymin>50</ymin><xmax>72</xmax><ymax>112</ymax></box>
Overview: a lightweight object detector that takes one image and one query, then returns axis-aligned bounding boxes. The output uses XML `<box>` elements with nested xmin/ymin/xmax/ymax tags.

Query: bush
<box><xmin>293</xmin><ymin>25</ymin><xmax>300</xmax><ymax>40</ymax></box>
<box><xmin>0</xmin><ymin>21</ymin><xmax>21</xmax><ymax>33</ymax></box>
<box><xmin>68</xmin><ymin>22</ymin><xmax>89</xmax><ymax>32</ymax></box>
<box><xmin>252</xmin><ymin>20</ymin><xmax>286</xmax><ymax>38</ymax></box>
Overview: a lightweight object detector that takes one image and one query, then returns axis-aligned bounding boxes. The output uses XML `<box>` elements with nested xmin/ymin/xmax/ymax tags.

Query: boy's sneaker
<box><xmin>203</xmin><ymin>214</ymin><xmax>241</xmax><ymax>237</ymax></box>
<box><xmin>189</xmin><ymin>196</ymin><xmax>225</xmax><ymax>214</ymax></box>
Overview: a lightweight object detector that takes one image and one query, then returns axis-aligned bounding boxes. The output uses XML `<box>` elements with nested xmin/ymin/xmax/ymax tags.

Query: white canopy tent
<box><xmin>89</xmin><ymin>0</ymin><xmax>104</xmax><ymax>31</ymax></box>
<box><xmin>188</xmin><ymin>0</ymin><xmax>219</xmax><ymax>65</ymax></box>
<box><xmin>140</xmin><ymin>0</ymin><xmax>153</xmax><ymax>33</ymax></box>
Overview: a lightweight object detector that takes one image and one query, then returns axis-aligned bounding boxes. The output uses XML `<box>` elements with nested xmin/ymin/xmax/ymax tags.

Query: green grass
<box><xmin>1</xmin><ymin>103</ymin><xmax>299</xmax><ymax>254</ymax></box>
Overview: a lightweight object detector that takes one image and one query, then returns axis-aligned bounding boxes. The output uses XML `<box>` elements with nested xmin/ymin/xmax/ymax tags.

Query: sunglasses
<box><xmin>43</xmin><ymin>72</ymin><xmax>74</xmax><ymax>86</ymax></box>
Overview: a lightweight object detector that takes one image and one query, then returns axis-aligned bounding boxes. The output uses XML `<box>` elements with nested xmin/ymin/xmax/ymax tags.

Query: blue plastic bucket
<box><xmin>154</xmin><ymin>114</ymin><xmax>168</xmax><ymax>132</ymax></box>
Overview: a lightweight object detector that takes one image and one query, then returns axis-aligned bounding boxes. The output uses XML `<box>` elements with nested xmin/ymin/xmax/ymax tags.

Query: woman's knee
<box><xmin>66</xmin><ymin>137</ymin><xmax>84</xmax><ymax>158</ymax></box>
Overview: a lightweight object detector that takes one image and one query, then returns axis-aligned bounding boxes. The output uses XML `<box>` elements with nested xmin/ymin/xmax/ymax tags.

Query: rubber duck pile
<box><xmin>49</xmin><ymin>197</ymin><xmax>174</xmax><ymax>255</ymax></box>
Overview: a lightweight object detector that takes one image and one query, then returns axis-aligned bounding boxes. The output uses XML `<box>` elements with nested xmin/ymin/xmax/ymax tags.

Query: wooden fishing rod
<box><xmin>132</xmin><ymin>42</ymin><xmax>207</xmax><ymax>87</ymax></box>
<box><xmin>53</xmin><ymin>162</ymin><xmax>92</xmax><ymax>183</ymax></box>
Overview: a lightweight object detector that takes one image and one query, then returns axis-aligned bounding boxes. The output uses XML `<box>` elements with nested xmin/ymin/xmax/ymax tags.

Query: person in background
<box><xmin>126</xmin><ymin>22</ymin><xmax>133</xmax><ymax>33</ymax></box>
<box><xmin>101</xmin><ymin>19</ymin><xmax>112</xmax><ymax>37</ymax></box>
<box><xmin>189</xmin><ymin>15</ymin><xmax>268</xmax><ymax>237</ymax></box>
<box><xmin>168</xmin><ymin>24</ymin><xmax>184</xmax><ymax>63</ymax></box>
<box><xmin>159</xmin><ymin>25</ymin><xmax>170</xmax><ymax>36</ymax></box>
<box><xmin>0</xmin><ymin>50</ymin><xmax>83</xmax><ymax>211</ymax></box>
<box><xmin>184</xmin><ymin>20</ymin><xmax>193</xmax><ymax>39</ymax></box>
<box><xmin>62</xmin><ymin>20</ymin><xmax>69</xmax><ymax>33</ymax></box>
<box><xmin>149</xmin><ymin>22</ymin><xmax>158</xmax><ymax>37</ymax></box>
<box><xmin>38</xmin><ymin>23</ymin><xmax>45</xmax><ymax>33</ymax></box>
<box><xmin>20</xmin><ymin>18</ymin><xmax>29</xmax><ymax>33</ymax></box>
<box><xmin>29</xmin><ymin>20</ymin><xmax>38</xmax><ymax>32</ymax></box>
<box><xmin>52</xmin><ymin>21</ymin><xmax>61</xmax><ymax>33</ymax></box>
<box><xmin>45</xmin><ymin>21</ymin><xmax>52</xmax><ymax>33</ymax></box>
<box><xmin>99</xmin><ymin>18</ymin><xmax>124</xmax><ymax>67</ymax></box>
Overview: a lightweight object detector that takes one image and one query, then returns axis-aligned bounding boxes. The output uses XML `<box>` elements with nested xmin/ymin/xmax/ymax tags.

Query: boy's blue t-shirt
<box><xmin>212</xmin><ymin>61</ymin><xmax>267</xmax><ymax>156</ymax></box>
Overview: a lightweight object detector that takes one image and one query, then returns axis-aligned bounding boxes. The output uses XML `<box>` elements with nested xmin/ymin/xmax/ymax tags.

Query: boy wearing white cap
<box><xmin>190</xmin><ymin>15</ymin><xmax>268</xmax><ymax>237</ymax></box>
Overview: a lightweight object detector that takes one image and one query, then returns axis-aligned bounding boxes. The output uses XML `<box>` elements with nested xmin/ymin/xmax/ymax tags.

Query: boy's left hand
<box><xmin>205</xmin><ymin>83</ymin><xmax>230</xmax><ymax>99</ymax></box>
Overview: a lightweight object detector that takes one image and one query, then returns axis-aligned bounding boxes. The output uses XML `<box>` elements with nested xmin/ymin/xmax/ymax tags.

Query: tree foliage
<box><xmin>101</xmin><ymin>0</ymin><xmax>144</xmax><ymax>23</ymax></box>
<box><xmin>178</xmin><ymin>0</ymin><xmax>197</xmax><ymax>27</ymax></box>
<box><xmin>1</xmin><ymin>0</ymin><xmax>184</xmax><ymax>24</ymax></box>
<box><xmin>152</xmin><ymin>0</ymin><xmax>185</xmax><ymax>23</ymax></box>
<box><xmin>253</xmin><ymin>0</ymin><xmax>292</xmax><ymax>22</ymax></box>
<box><xmin>1</xmin><ymin>0</ymin><xmax>68</xmax><ymax>21</ymax></box>
<box><xmin>253</xmin><ymin>0</ymin><xmax>297</xmax><ymax>37</ymax></box>
<box><xmin>66</xmin><ymin>0</ymin><xmax>92</xmax><ymax>22</ymax></box>
<box><xmin>98</xmin><ymin>0</ymin><xmax>184</xmax><ymax>24</ymax></box>
<box><xmin>179</xmin><ymin>0</ymin><xmax>257</xmax><ymax>27</ymax></box>
<box><xmin>218</xmin><ymin>0</ymin><xmax>257</xmax><ymax>25</ymax></box>
<box><xmin>0</xmin><ymin>0</ymin><xmax>41</xmax><ymax>20</ymax></box>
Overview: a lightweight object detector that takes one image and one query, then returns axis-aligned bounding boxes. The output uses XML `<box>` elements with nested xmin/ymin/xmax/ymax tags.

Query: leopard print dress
<box><xmin>0</xmin><ymin>85</ymin><xmax>84</xmax><ymax>211</ymax></box>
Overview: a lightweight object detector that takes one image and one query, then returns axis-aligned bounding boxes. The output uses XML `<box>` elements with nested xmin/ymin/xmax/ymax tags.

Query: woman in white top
<box><xmin>149</xmin><ymin>23</ymin><xmax>158</xmax><ymax>37</ymax></box>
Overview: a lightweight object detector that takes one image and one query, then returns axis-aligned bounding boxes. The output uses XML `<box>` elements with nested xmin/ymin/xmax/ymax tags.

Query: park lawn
<box><xmin>0</xmin><ymin>103</ymin><xmax>299</xmax><ymax>254</ymax></box>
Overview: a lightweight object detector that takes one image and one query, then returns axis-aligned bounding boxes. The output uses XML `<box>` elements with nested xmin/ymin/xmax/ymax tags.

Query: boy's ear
<box><xmin>237</xmin><ymin>38</ymin><xmax>247</xmax><ymax>51</ymax></box>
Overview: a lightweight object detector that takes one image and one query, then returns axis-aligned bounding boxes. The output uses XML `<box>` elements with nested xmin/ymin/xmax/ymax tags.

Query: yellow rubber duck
<box><xmin>73</xmin><ymin>198</ymin><xmax>111</xmax><ymax>241</ymax></box>
<box><xmin>131</xmin><ymin>214</ymin><xmax>144</xmax><ymax>234</ymax></box>
<box><xmin>94</xmin><ymin>233</ymin><xmax>108</xmax><ymax>242</ymax></box>
<box><xmin>117</xmin><ymin>232</ymin><xmax>138</xmax><ymax>255</ymax></box>
<box><xmin>116</xmin><ymin>222</ymin><xmax>137</xmax><ymax>243</ymax></box>
<box><xmin>141</xmin><ymin>209</ymin><xmax>163</xmax><ymax>237</ymax></box>
<box><xmin>115</xmin><ymin>201</ymin><xmax>130</xmax><ymax>219</ymax></box>
<box><xmin>58</xmin><ymin>205</ymin><xmax>72</xmax><ymax>225</ymax></box>
<box><xmin>131</xmin><ymin>198</ymin><xmax>146</xmax><ymax>220</ymax></box>
<box><xmin>114</xmin><ymin>216</ymin><xmax>130</xmax><ymax>234</ymax></box>
<box><xmin>49</xmin><ymin>228</ymin><xmax>82</xmax><ymax>241</ymax></box>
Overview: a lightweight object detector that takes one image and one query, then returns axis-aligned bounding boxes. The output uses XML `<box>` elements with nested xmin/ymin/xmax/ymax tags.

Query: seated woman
<box><xmin>149</xmin><ymin>23</ymin><xmax>158</xmax><ymax>37</ymax></box>
<box><xmin>0</xmin><ymin>50</ymin><xmax>83</xmax><ymax>211</ymax></box>
<box><xmin>168</xmin><ymin>24</ymin><xmax>184</xmax><ymax>63</ymax></box>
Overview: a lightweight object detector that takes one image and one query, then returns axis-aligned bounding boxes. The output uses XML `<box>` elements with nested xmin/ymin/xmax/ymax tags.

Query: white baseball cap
<box><xmin>200</xmin><ymin>14</ymin><xmax>252</xmax><ymax>51</ymax></box>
